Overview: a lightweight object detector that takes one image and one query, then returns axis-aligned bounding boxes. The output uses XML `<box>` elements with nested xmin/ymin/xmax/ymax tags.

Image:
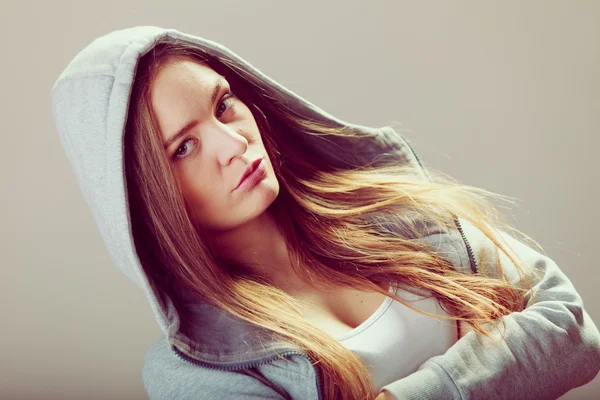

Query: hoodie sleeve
<box><xmin>379</xmin><ymin>218</ymin><xmax>600</xmax><ymax>400</ymax></box>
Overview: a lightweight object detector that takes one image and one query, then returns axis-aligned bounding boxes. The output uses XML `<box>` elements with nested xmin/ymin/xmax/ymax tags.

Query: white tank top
<box><xmin>334</xmin><ymin>282</ymin><xmax>459</xmax><ymax>392</ymax></box>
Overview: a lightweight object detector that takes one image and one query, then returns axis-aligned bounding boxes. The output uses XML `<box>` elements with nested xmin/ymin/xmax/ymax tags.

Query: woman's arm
<box><xmin>377</xmin><ymin>218</ymin><xmax>600</xmax><ymax>400</ymax></box>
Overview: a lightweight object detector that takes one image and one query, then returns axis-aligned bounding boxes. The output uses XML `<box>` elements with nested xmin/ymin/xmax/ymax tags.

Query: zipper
<box><xmin>171</xmin><ymin>345</ymin><xmax>323</xmax><ymax>400</ymax></box>
<box><xmin>400</xmin><ymin>131</ymin><xmax>479</xmax><ymax>275</ymax></box>
<box><xmin>453</xmin><ymin>215</ymin><xmax>479</xmax><ymax>274</ymax></box>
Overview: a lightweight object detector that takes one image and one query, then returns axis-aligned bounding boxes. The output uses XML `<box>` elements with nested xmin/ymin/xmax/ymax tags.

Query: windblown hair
<box><xmin>124</xmin><ymin>36</ymin><xmax>541</xmax><ymax>400</ymax></box>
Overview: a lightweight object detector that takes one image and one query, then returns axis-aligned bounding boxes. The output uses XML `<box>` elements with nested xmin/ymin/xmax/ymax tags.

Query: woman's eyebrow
<box><xmin>163</xmin><ymin>77</ymin><xmax>226</xmax><ymax>150</ymax></box>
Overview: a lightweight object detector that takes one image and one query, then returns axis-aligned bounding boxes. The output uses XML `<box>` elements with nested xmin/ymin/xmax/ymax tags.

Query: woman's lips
<box><xmin>233</xmin><ymin>158</ymin><xmax>266</xmax><ymax>191</ymax></box>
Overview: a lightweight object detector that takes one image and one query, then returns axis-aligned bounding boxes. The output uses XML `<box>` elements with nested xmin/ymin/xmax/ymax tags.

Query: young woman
<box><xmin>51</xmin><ymin>26</ymin><xmax>600</xmax><ymax>400</ymax></box>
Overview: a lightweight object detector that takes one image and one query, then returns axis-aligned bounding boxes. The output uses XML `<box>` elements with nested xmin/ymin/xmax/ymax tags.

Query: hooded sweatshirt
<box><xmin>51</xmin><ymin>26</ymin><xmax>600</xmax><ymax>400</ymax></box>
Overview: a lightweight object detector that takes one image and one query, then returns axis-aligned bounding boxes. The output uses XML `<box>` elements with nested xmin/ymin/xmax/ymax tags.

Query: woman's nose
<box><xmin>209</xmin><ymin>126</ymin><xmax>248</xmax><ymax>165</ymax></box>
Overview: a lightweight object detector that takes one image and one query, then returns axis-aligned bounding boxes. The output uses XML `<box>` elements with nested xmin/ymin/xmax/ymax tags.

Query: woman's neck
<box><xmin>209</xmin><ymin>210</ymin><xmax>304</xmax><ymax>287</ymax></box>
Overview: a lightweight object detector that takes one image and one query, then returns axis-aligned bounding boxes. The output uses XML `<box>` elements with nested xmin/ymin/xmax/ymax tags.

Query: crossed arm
<box><xmin>376</xmin><ymin>218</ymin><xmax>600</xmax><ymax>400</ymax></box>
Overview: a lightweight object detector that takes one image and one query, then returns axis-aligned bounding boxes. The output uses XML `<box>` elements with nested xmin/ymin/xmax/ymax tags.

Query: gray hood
<box><xmin>50</xmin><ymin>25</ymin><xmax>432</xmax><ymax>365</ymax></box>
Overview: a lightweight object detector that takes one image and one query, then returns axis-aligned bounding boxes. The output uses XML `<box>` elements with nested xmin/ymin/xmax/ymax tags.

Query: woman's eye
<box><xmin>216</xmin><ymin>92</ymin><xmax>236</xmax><ymax>118</ymax></box>
<box><xmin>173</xmin><ymin>137</ymin><xmax>196</xmax><ymax>160</ymax></box>
<box><xmin>172</xmin><ymin>92</ymin><xmax>237</xmax><ymax>161</ymax></box>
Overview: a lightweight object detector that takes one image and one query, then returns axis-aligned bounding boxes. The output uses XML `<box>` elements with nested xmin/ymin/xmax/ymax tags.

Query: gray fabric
<box><xmin>380</xmin><ymin>218</ymin><xmax>600</xmax><ymax>399</ymax></box>
<box><xmin>51</xmin><ymin>25</ymin><xmax>600</xmax><ymax>399</ymax></box>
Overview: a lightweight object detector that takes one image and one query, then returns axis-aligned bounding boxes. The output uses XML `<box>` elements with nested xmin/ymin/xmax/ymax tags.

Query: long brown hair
<box><xmin>124</xmin><ymin>36</ymin><xmax>541</xmax><ymax>400</ymax></box>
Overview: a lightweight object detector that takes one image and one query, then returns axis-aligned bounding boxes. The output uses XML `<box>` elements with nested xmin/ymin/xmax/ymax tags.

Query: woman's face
<box><xmin>150</xmin><ymin>57</ymin><xmax>279</xmax><ymax>232</ymax></box>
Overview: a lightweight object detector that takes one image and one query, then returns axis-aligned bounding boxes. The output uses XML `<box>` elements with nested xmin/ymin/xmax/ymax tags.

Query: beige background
<box><xmin>2</xmin><ymin>1</ymin><xmax>598</xmax><ymax>399</ymax></box>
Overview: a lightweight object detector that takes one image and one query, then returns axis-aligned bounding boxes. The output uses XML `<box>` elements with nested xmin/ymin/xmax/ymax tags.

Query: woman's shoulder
<box><xmin>415</xmin><ymin>225</ymin><xmax>475</xmax><ymax>275</ymax></box>
<box><xmin>142</xmin><ymin>334</ymin><xmax>314</xmax><ymax>399</ymax></box>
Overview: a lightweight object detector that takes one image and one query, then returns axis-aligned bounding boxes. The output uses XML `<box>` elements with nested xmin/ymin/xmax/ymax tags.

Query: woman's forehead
<box><xmin>150</xmin><ymin>61</ymin><xmax>228</xmax><ymax>146</ymax></box>
<box><xmin>153</xmin><ymin>58</ymin><xmax>220</xmax><ymax>89</ymax></box>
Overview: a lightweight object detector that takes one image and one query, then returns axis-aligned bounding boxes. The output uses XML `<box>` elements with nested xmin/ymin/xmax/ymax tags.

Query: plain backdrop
<box><xmin>2</xmin><ymin>1</ymin><xmax>599</xmax><ymax>399</ymax></box>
